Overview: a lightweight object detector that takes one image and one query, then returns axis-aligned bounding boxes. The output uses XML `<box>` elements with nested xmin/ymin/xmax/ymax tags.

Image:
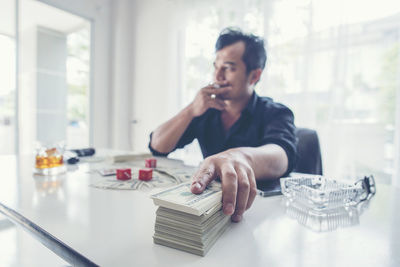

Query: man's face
<box><xmin>213</xmin><ymin>41</ymin><xmax>254</xmax><ymax>100</ymax></box>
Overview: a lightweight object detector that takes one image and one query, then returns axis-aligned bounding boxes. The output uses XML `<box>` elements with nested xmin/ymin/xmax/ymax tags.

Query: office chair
<box><xmin>257</xmin><ymin>127</ymin><xmax>323</xmax><ymax>194</ymax></box>
<box><xmin>256</xmin><ymin>127</ymin><xmax>323</xmax><ymax>194</ymax></box>
<box><xmin>293</xmin><ymin>127</ymin><xmax>323</xmax><ymax>175</ymax></box>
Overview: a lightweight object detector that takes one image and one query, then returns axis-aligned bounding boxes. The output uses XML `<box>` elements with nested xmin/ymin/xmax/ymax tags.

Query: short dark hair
<box><xmin>215</xmin><ymin>27</ymin><xmax>267</xmax><ymax>74</ymax></box>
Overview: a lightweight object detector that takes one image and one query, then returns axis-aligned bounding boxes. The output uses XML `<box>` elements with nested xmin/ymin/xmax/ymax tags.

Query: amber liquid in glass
<box><xmin>35</xmin><ymin>148</ymin><xmax>64</xmax><ymax>169</ymax></box>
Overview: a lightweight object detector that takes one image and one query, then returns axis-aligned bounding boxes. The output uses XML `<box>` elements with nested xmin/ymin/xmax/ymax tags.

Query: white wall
<box><xmin>108</xmin><ymin>0</ymin><xmax>134</xmax><ymax>150</ymax></box>
<box><xmin>129</xmin><ymin>0</ymin><xmax>185</xmax><ymax>152</ymax></box>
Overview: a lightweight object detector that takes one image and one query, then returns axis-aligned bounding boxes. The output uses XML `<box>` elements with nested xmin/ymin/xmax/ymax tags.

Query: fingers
<box><xmin>191</xmin><ymin>153</ymin><xmax>257</xmax><ymax>223</ymax></box>
<box><xmin>192</xmin><ymin>82</ymin><xmax>230</xmax><ymax>113</ymax></box>
<box><xmin>207</xmin><ymin>81</ymin><xmax>228</xmax><ymax>88</ymax></box>
<box><xmin>199</xmin><ymin>86</ymin><xmax>227</xmax><ymax>111</ymax></box>
<box><xmin>245</xmin><ymin>168</ymin><xmax>257</xmax><ymax>210</ymax></box>
<box><xmin>191</xmin><ymin>161</ymin><xmax>217</xmax><ymax>194</ymax></box>
<box><xmin>219</xmin><ymin>162</ymin><xmax>257</xmax><ymax>222</ymax></box>
<box><xmin>191</xmin><ymin>84</ymin><xmax>228</xmax><ymax>116</ymax></box>
<box><xmin>220</xmin><ymin>164</ymin><xmax>238</xmax><ymax>216</ymax></box>
<box><xmin>208</xmin><ymin>98</ymin><xmax>226</xmax><ymax>110</ymax></box>
<box><xmin>202</xmin><ymin>85</ymin><xmax>231</xmax><ymax>96</ymax></box>
<box><xmin>231</xmin><ymin>167</ymin><xmax>250</xmax><ymax>222</ymax></box>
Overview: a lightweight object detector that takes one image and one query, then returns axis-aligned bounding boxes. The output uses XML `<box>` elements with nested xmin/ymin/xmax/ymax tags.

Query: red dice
<box><xmin>139</xmin><ymin>168</ymin><xmax>153</xmax><ymax>181</ymax></box>
<box><xmin>116</xmin><ymin>168</ymin><xmax>131</xmax><ymax>180</ymax></box>
<box><xmin>145</xmin><ymin>158</ymin><xmax>157</xmax><ymax>168</ymax></box>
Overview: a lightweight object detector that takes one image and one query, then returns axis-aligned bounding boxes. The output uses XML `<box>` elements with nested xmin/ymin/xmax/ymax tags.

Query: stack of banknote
<box><xmin>151</xmin><ymin>182</ymin><xmax>230</xmax><ymax>256</ymax></box>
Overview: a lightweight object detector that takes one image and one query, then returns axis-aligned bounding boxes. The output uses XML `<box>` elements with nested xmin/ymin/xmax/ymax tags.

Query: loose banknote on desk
<box><xmin>89</xmin><ymin>155</ymin><xmax>197</xmax><ymax>191</ymax></box>
<box><xmin>151</xmin><ymin>182</ymin><xmax>230</xmax><ymax>256</ymax></box>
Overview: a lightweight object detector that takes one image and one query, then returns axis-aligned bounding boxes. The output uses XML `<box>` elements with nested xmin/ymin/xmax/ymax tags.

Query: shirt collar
<box><xmin>242</xmin><ymin>91</ymin><xmax>258</xmax><ymax>116</ymax></box>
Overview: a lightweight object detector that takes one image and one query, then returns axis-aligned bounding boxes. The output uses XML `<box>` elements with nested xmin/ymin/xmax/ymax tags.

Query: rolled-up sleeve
<box><xmin>261</xmin><ymin>104</ymin><xmax>297</xmax><ymax>177</ymax></box>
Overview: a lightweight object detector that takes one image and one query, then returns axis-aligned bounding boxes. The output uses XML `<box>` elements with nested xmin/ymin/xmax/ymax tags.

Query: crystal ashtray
<box><xmin>280</xmin><ymin>175</ymin><xmax>375</xmax><ymax>210</ymax></box>
<box><xmin>284</xmin><ymin>198</ymin><xmax>364</xmax><ymax>232</ymax></box>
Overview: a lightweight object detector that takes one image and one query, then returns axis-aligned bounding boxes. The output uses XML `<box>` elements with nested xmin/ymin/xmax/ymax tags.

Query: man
<box><xmin>149</xmin><ymin>28</ymin><xmax>296</xmax><ymax>222</ymax></box>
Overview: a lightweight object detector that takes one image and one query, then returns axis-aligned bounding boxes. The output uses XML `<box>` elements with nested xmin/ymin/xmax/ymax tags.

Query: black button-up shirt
<box><xmin>149</xmin><ymin>92</ymin><xmax>297</xmax><ymax>176</ymax></box>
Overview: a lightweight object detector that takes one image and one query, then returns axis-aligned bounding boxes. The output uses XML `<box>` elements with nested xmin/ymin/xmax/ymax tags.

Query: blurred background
<box><xmin>1</xmin><ymin>0</ymin><xmax>399</xmax><ymax>186</ymax></box>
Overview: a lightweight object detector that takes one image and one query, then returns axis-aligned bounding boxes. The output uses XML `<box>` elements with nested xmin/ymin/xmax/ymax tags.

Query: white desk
<box><xmin>1</xmin><ymin>154</ymin><xmax>400</xmax><ymax>266</ymax></box>
<box><xmin>0</xmin><ymin>218</ymin><xmax>69</xmax><ymax>267</ymax></box>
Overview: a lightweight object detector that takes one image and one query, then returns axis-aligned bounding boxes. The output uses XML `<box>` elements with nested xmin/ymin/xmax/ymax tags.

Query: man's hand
<box><xmin>188</xmin><ymin>82</ymin><xmax>231</xmax><ymax>117</ymax></box>
<box><xmin>190</xmin><ymin>149</ymin><xmax>257</xmax><ymax>223</ymax></box>
<box><xmin>149</xmin><ymin>82</ymin><xmax>231</xmax><ymax>154</ymax></box>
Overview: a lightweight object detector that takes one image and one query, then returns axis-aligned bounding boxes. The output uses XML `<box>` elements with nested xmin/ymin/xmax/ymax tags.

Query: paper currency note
<box><xmin>151</xmin><ymin>182</ymin><xmax>222</xmax><ymax>216</ymax></box>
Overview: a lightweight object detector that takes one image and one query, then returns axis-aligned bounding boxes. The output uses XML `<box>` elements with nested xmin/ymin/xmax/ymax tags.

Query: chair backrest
<box><xmin>293</xmin><ymin>127</ymin><xmax>323</xmax><ymax>175</ymax></box>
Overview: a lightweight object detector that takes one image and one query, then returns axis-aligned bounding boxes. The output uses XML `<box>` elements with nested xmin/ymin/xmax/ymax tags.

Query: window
<box><xmin>180</xmin><ymin>0</ymin><xmax>400</xmax><ymax>184</ymax></box>
<box><xmin>66</xmin><ymin>25</ymin><xmax>91</xmax><ymax>149</ymax></box>
<box><xmin>18</xmin><ymin>0</ymin><xmax>91</xmax><ymax>153</ymax></box>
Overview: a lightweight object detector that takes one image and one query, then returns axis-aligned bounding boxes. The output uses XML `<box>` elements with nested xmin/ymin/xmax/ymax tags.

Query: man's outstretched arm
<box><xmin>191</xmin><ymin>144</ymin><xmax>288</xmax><ymax>222</ymax></box>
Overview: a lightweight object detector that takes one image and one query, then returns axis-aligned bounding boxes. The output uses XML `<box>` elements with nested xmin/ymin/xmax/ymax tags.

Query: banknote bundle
<box><xmin>151</xmin><ymin>182</ymin><xmax>230</xmax><ymax>256</ymax></box>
